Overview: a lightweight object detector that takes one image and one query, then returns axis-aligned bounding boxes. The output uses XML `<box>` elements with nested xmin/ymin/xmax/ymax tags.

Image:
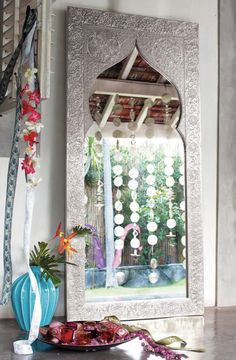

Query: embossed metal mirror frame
<box><xmin>66</xmin><ymin>7</ymin><xmax>203</xmax><ymax>321</ymax></box>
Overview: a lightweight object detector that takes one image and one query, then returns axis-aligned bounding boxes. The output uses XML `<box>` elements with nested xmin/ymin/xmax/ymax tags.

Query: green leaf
<box><xmin>73</xmin><ymin>225</ymin><xmax>92</xmax><ymax>236</ymax></box>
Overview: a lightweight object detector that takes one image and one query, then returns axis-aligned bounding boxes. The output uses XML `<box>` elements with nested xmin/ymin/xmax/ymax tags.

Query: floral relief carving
<box><xmin>66</xmin><ymin>7</ymin><xmax>202</xmax><ymax>321</ymax></box>
<box><xmin>86</xmin><ymin>30</ymin><xmax>121</xmax><ymax>62</ymax></box>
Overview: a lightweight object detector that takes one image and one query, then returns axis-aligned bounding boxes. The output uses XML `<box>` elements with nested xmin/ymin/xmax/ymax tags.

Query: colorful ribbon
<box><xmin>103</xmin><ymin>315</ymin><xmax>205</xmax><ymax>358</ymax></box>
<box><xmin>13</xmin><ymin>188</ymin><xmax>42</xmax><ymax>354</ymax></box>
<box><xmin>0</xmin><ymin>7</ymin><xmax>38</xmax><ymax>306</ymax></box>
<box><xmin>13</xmin><ymin>13</ymin><xmax>42</xmax><ymax>354</ymax></box>
<box><xmin>0</xmin><ymin>6</ymin><xmax>42</xmax><ymax>354</ymax></box>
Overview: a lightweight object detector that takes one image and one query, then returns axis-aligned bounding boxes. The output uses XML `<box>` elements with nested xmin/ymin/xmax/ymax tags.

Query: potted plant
<box><xmin>11</xmin><ymin>224</ymin><xmax>91</xmax><ymax>331</ymax></box>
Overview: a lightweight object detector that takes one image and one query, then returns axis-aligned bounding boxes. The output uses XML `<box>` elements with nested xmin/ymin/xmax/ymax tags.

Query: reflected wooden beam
<box><xmin>99</xmin><ymin>95</ymin><xmax>116</xmax><ymax>128</ymax></box>
<box><xmin>99</xmin><ymin>47</ymin><xmax>138</xmax><ymax>128</ymax></box>
<box><xmin>136</xmin><ymin>97</ymin><xmax>156</xmax><ymax>129</ymax></box>
<box><xmin>94</xmin><ymin>78</ymin><xmax>178</xmax><ymax>100</ymax></box>
<box><xmin>119</xmin><ymin>47</ymin><xmax>138</xmax><ymax>79</ymax></box>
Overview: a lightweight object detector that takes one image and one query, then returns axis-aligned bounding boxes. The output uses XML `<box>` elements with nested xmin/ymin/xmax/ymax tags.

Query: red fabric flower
<box><xmin>57</xmin><ymin>232</ymin><xmax>78</xmax><ymax>256</ymax></box>
<box><xmin>27</xmin><ymin>109</ymin><xmax>41</xmax><ymax>123</ymax></box>
<box><xmin>19</xmin><ymin>83</ymin><xmax>29</xmax><ymax>97</ymax></box>
<box><xmin>21</xmin><ymin>157</ymin><xmax>35</xmax><ymax>174</ymax></box>
<box><xmin>28</xmin><ymin>89</ymin><xmax>41</xmax><ymax>105</ymax></box>
<box><xmin>23</xmin><ymin>131</ymin><xmax>39</xmax><ymax>147</ymax></box>
<box><xmin>53</xmin><ymin>223</ymin><xmax>62</xmax><ymax>239</ymax></box>
<box><xmin>21</xmin><ymin>100</ymin><xmax>35</xmax><ymax>116</ymax></box>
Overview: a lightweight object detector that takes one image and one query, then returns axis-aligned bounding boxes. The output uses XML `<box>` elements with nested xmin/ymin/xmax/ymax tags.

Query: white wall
<box><xmin>0</xmin><ymin>0</ymin><xmax>218</xmax><ymax>318</ymax></box>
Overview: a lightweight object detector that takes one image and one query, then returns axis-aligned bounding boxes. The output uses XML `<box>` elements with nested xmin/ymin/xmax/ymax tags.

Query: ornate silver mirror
<box><xmin>66</xmin><ymin>7</ymin><xmax>203</xmax><ymax>321</ymax></box>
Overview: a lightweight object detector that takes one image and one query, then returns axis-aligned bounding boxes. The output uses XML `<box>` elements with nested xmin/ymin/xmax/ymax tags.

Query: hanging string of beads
<box><xmin>146</xmin><ymin>150</ymin><xmax>159</xmax><ymax>284</ymax></box>
<box><xmin>128</xmin><ymin>134</ymin><xmax>141</xmax><ymax>259</ymax></box>
<box><xmin>113</xmin><ymin>140</ymin><xmax>125</xmax><ymax>252</ymax></box>
<box><xmin>178</xmin><ymin>157</ymin><xmax>186</xmax><ymax>269</ymax></box>
<box><xmin>164</xmin><ymin>146</ymin><xmax>177</xmax><ymax>264</ymax></box>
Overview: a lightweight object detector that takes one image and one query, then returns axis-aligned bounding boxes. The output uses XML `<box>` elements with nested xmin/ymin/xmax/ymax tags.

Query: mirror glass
<box><xmin>84</xmin><ymin>49</ymin><xmax>186</xmax><ymax>303</ymax></box>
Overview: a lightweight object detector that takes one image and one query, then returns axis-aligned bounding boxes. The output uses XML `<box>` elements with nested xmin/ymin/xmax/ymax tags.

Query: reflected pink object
<box><xmin>112</xmin><ymin>224</ymin><xmax>141</xmax><ymax>268</ymax></box>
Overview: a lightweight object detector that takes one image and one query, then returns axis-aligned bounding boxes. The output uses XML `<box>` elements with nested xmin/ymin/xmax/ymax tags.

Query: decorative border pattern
<box><xmin>66</xmin><ymin>7</ymin><xmax>203</xmax><ymax>321</ymax></box>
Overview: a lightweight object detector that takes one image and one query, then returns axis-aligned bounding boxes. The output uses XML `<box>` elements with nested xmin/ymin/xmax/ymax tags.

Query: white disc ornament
<box><xmin>146</xmin><ymin>175</ymin><xmax>155</xmax><ymax>185</ymax></box>
<box><xmin>180</xmin><ymin>201</ymin><xmax>185</xmax><ymax>211</ymax></box>
<box><xmin>113</xmin><ymin>117</ymin><xmax>121</xmax><ymax>127</ymax></box>
<box><xmin>131</xmin><ymin>190</ymin><xmax>138</xmax><ymax>200</ymax></box>
<box><xmin>112</xmin><ymin>130</ymin><xmax>123</xmax><ymax>138</ymax></box>
<box><xmin>145</xmin><ymin>128</ymin><xmax>154</xmax><ymax>139</ymax></box>
<box><xmin>147</xmin><ymin>222</ymin><xmax>158</xmax><ymax>232</ymax></box>
<box><xmin>147</xmin><ymin>164</ymin><xmax>155</xmax><ymax>174</ymax></box>
<box><xmin>115</xmin><ymin>201</ymin><xmax>123</xmax><ymax>211</ymax></box>
<box><xmin>113</xmin><ymin>104</ymin><xmax>123</xmax><ymax>112</ymax></box>
<box><xmin>147</xmin><ymin>198</ymin><xmax>155</xmax><ymax>208</ymax></box>
<box><xmin>115</xmin><ymin>239</ymin><xmax>124</xmax><ymax>250</ymax></box>
<box><xmin>182</xmin><ymin>248</ymin><xmax>186</xmax><ymax>259</ymax></box>
<box><xmin>114</xmin><ymin>226</ymin><xmax>125</xmax><ymax>237</ymax></box>
<box><xmin>182</xmin><ymin>212</ymin><xmax>186</xmax><ymax>221</ymax></box>
<box><xmin>116</xmin><ymin>189</ymin><xmax>122</xmax><ymax>199</ymax></box>
<box><xmin>144</xmin><ymin>99</ymin><xmax>154</xmax><ymax>108</ymax></box>
<box><xmin>179</xmin><ymin>176</ymin><xmax>185</xmax><ymax>186</ymax></box>
<box><xmin>129</xmin><ymin>168</ymin><xmax>139</xmax><ymax>178</ymax></box>
<box><xmin>128</xmin><ymin>122</ymin><xmax>138</xmax><ymax>131</ymax></box>
<box><xmin>130</xmin><ymin>201</ymin><xmax>139</xmax><ymax>212</ymax></box>
<box><xmin>116</xmin><ymin>271</ymin><xmax>126</xmax><ymax>285</ymax></box>
<box><xmin>95</xmin><ymin>144</ymin><xmax>102</xmax><ymax>153</ymax></box>
<box><xmin>164</xmin><ymin>157</ymin><xmax>174</xmax><ymax>166</ymax></box>
<box><xmin>114</xmin><ymin>152</ymin><xmax>123</xmax><ymax>162</ymax></box>
<box><xmin>130</xmin><ymin>238</ymin><xmax>140</xmax><ymax>249</ymax></box>
<box><xmin>113</xmin><ymin>165</ymin><xmax>123</xmax><ymax>175</ymax></box>
<box><xmin>148</xmin><ymin>272</ymin><xmax>159</xmax><ymax>284</ymax></box>
<box><xmin>166</xmin><ymin>176</ymin><xmax>175</xmax><ymax>187</ymax></box>
<box><xmin>146</xmin><ymin>186</ymin><xmax>156</xmax><ymax>197</ymax></box>
<box><xmin>164</xmin><ymin>166</ymin><xmax>174</xmax><ymax>176</ymax></box>
<box><xmin>128</xmin><ymin>179</ymin><xmax>138</xmax><ymax>190</ymax></box>
<box><xmin>145</xmin><ymin>117</ymin><xmax>155</xmax><ymax>127</ymax></box>
<box><xmin>114</xmin><ymin>214</ymin><xmax>124</xmax><ymax>225</ymax></box>
<box><xmin>95</xmin><ymin>131</ymin><xmax>102</xmax><ymax>141</ymax></box>
<box><xmin>167</xmin><ymin>218</ymin><xmax>176</xmax><ymax>229</ymax></box>
<box><xmin>150</xmin><ymin>258</ymin><xmax>158</xmax><ymax>269</ymax></box>
<box><xmin>181</xmin><ymin>236</ymin><xmax>186</xmax><ymax>246</ymax></box>
<box><xmin>130</xmin><ymin>212</ymin><xmax>140</xmax><ymax>223</ymax></box>
<box><xmin>114</xmin><ymin>176</ymin><xmax>123</xmax><ymax>187</ymax></box>
<box><xmin>94</xmin><ymin>112</ymin><xmax>102</xmax><ymax>123</ymax></box>
<box><xmin>147</xmin><ymin>234</ymin><xmax>158</xmax><ymax>245</ymax></box>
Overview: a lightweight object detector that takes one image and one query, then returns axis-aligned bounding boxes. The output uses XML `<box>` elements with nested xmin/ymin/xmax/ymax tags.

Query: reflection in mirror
<box><xmin>84</xmin><ymin>48</ymin><xmax>186</xmax><ymax>303</ymax></box>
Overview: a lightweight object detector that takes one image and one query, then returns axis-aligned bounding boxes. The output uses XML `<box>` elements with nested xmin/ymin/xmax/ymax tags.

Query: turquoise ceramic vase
<box><xmin>11</xmin><ymin>266</ymin><xmax>59</xmax><ymax>331</ymax></box>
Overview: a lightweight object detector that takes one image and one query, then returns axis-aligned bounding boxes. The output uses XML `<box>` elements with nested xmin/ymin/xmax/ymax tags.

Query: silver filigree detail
<box><xmin>66</xmin><ymin>7</ymin><xmax>203</xmax><ymax>321</ymax></box>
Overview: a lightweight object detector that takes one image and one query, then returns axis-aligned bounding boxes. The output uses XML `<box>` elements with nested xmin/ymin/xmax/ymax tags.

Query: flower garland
<box><xmin>20</xmin><ymin>68</ymin><xmax>43</xmax><ymax>185</ymax></box>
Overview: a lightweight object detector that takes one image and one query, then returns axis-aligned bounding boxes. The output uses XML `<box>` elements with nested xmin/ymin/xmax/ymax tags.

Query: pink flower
<box><xmin>28</xmin><ymin>110</ymin><xmax>41</xmax><ymax>123</ymax></box>
<box><xmin>21</xmin><ymin>100</ymin><xmax>35</xmax><ymax>116</ymax></box>
<box><xmin>23</xmin><ymin>131</ymin><xmax>39</xmax><ymax>147</ymax></box>
<box><xmin>28</xmin><ymin>89</ymin><xmax>41</xmax><ymax>105</ymax></box>
<box><xmin>21</xmin><ymin>157</ymin><xmax>35</xmax><ymax>174</ymax></box>
<box><xmin>19</xmin><ymin>83</ymin><xmax>29</xmax><ymax>97</ymax></box>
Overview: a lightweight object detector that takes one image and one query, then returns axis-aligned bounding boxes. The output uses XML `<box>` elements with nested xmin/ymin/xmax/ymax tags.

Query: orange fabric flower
<box><xmin>57</xmin><ymin>232</ymin><xmax>78</xmax><ymax>256</ymax></box>
<box><xmin>53</xmin><ymin>222</ymin><xmax>63</xmax><ymax>239</ymax></box>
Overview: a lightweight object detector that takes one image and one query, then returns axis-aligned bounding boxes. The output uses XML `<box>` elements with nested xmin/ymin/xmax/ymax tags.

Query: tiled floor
<box><xmin>0</xmin><ymin>307</ymin><xmax>235</xmax><ymax>360</ymax></box>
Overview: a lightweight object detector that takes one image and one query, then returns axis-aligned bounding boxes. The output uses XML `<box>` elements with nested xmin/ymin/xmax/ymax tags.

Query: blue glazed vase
<box><xmin>11</xmin><ymin>266</ymin><xmax>59</xmax><ymax>331</ymax></box>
